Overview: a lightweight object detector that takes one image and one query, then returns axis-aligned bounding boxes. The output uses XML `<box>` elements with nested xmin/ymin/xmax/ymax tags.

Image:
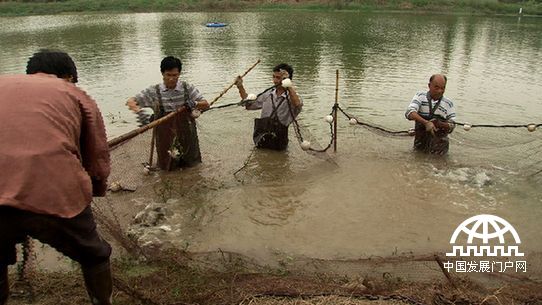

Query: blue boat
<box><xmin>206</xmin><ymin>22</ymin><xmax>227</xmax><ymax>28</ymax></box>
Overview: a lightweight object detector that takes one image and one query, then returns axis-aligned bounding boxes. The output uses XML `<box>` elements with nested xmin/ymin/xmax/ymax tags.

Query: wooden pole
<box><xmin>333</xmin><ymin>69</ymin><xmax>339</xmax><ymax>153</ymax></box>
<box><xmin>108</xmin><ymin>107</ymin><xmax>187</xmax><ymax>149</ymax></box>
<box><xmin>147</xmin><ymin>103</ymin><xmax>160</xmax><ymax>166</ymax></box>
<box><xmin>148</xmin><ymin>129</ymin><xmax>155</xmax><ymax>166</ymax></box>
<box><xmin>434</xmin><ymin>255</ymin><xmax>456</xmax><ymax>288</ymax></box>
<box><xmin>209</xmin><ymin>59</ymin><xmax>261</xmax><ymax>106</ymax></box>
<box><xmin>108</xmin><ymin>59</ymin><xmax>261</xmax><ymax>150</ymax></box>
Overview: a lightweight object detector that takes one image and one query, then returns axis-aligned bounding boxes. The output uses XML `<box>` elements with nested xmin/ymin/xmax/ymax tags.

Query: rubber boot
<box><xmin>81</xmin><ymin>261</ymin><xmax>112</xmax><ymax>305</ymax></box>
<box><xmin>0</xmin><ymin>265</ymin><xmax>8</xmax><ymax>305</ymax></box>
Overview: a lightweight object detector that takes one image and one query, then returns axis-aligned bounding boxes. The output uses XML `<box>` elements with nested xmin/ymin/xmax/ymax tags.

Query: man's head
<box><xmin>160</xmin><ymin>56</ymin><xmax>182</xmax><ymax>89</ymax></box>
<box><xmin>272</xmin><ymin>63</ymin><xmax>294</xmax><ymax>87</ymax></box>
<box><xmin>26</xmin><ymin>49</ymin><xmax>78</xmax><ymax>83</ymax></box>
<box><xmin>428</xmin><ymin>74</ymin><xmax>447</xmax><ymax>100</ymax></box>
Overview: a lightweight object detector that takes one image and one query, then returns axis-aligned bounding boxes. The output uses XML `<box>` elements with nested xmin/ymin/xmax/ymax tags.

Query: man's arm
<box><xmin>126</xmin><ymin>86</ymin><xmax>156</xmax><ymax>112</ymax></box>
<box><xmin>286</xmin><ymin>86</ymin><xmax>301</xmax><ymax>108</ymax></box>
<box><xmin>407</xmin><ymin>111</ymin><xmax>437</xmax><ymax>135</ymax></box>
<box><xmin>441</xmin><ymin>99</ymin><xmax>456</xmax><ymax>133</ymax></box>
<box><xmin>235</xmin><ymin>76</ymin><xmax>248</xmax><ymax>100</ymax></box>
<box><xmin>245</xmin><ymin>94</ymin><xmax>264</xmax><ymax>110</ymax></box>
<box><xmin>186</xmin><ymin>83</ymin><xmax>210</xmax><ymax>111</ymax></box>
<box><xmin>79</xmin><ymin>92</ymin><xmax>110</xmax><ymax>197</ymax></box>
<box><xmin>278</xmin><ymin>69</ymin><xmax>301</xmax><ymax>109</ymax></box>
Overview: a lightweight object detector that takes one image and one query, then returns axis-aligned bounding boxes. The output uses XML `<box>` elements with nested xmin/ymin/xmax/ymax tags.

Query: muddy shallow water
<box><xmin>105</xmin><ymin>111</ymin><xmax>542</xmax><ymax>271</ymax></box>
<box><xmin>1</xmin><ymin>11</ymin><xmax>541</xmax><ymax>276</ymax></box>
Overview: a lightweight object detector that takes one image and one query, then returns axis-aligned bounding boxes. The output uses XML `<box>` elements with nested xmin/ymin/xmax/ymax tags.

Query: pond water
<box><xmin>1</xmin><ymin>11</ymin><xmax>541</xmax><ymax>266</ymax></box>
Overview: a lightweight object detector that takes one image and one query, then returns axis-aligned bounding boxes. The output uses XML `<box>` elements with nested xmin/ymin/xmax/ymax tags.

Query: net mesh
<box><xmin>335</xmin><ymin>106</ymin><xmax>542</xmax><ymax>179</ymax></box>
<box><xmin>82</xmin><ymin>94</ymin><xmax>542</xmax><ymax>305</ymax></box>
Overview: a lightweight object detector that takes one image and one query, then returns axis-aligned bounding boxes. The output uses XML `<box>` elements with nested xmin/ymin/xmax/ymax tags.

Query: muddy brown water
<box><xmin>1</xmin><ymin>12</ymin><xmax>541</xmax><ymax>281</ymax></box>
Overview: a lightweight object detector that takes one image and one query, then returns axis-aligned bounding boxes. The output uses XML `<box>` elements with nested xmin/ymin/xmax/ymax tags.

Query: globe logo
<box><xmin>446</xmin><ymin>214</ymin><xmax>524</xmax><ymax>257</ymax></box>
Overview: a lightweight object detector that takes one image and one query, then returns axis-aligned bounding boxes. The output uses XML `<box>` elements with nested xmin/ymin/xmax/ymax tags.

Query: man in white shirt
<box><xmin>235</xmin><ymin>63</ymin><xmax>303</xmax><ymax>151</ymax></box>
<box><xmin>405</xmin><ymin>74</ymin><xmax>456</xmax><ymax>155</ymax></box>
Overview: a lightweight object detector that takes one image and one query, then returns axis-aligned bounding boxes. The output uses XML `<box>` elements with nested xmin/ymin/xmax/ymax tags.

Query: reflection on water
<box><xmin>2</xmin><ymin>12</ymin><xmax>541</xmax><ymax>135</ymax></box>
<box><xmin>1</xmin><ymin>11</ymin><xmax>541</xmax><ymax>262</ymax></box>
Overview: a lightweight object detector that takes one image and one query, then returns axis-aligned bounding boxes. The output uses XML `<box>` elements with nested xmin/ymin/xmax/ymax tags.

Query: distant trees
<box><xmin>0</xmin><ymin>0</ymin><xmax>68</xmax><ymax>2</ymax></box>
<box><xmin>499</xmin><ymin>0</ymin><xmax>541</xmax><ymax>2</ymax></box>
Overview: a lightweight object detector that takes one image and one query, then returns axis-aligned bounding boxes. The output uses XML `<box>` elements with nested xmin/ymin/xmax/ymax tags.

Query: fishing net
<box><xmin>334</xmin><ymin>106</ymin><xmax>542</xmax><ymax>178</ymax></box>
<box><xmin>95</xmin><ymin>100</ymin><xmax>542</xmax><ymax>265</ymax></box>
<box><xmin>17</xmin><ymin>67</ymin><xmax>542</xmax><ymax>304</ymax></box>
<box><xmin>5</xmin><ymin>59</ymin><xmax>539</xmax><ymax>301</ymax></box>
<box><xmin>42</xmin><ymin>99</ymin><xmax>531</xmax><ymax>305</ymax></box>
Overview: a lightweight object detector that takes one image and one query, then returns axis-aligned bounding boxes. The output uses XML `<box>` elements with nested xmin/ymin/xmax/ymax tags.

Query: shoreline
<box><xmin>1</xmin><ymin>0</ymin><xmax>540</xmax><ymax>18</ymax></box>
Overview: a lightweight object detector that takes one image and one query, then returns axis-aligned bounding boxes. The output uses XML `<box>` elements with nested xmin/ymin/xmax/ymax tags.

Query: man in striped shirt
<box><xmin>405</xmin><ymin>74</ymin><xmax>456</xmax><ymax>155</ymax></box>
<box><xmin>126</xmin><ymin>56</ymin><xmax>209</xmax><ymax>170</ymax></box>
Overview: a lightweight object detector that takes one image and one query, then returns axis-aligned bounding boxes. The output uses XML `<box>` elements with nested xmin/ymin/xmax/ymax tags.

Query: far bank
<box><xmin>1</xmin><ymin>0</ymin><xmax>541</xmax><ymax>17</ymax></box>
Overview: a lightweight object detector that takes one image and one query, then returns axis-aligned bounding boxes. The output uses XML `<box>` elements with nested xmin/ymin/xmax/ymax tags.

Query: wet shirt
<box><xmin>0</xmin><ymin>73</ymin><xmax>110</xmax><ymax>218</ymax></box>
<box><xmin>135</xmin><ymin>81</ymin><xmax>205</xmax><ymax>113</ymax></box>
<box><xmin>405</xmin><ymin>91</ymin><xmax>456</xmax><ymax>121</ymax></box>
<box><xmin>246</xmin><ymin>88</ymin><xmax>303</xmax><ymax>126</ymax></box>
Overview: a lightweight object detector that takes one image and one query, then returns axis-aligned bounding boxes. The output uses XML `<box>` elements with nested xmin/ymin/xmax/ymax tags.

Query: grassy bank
<box><xmin>7</xmin><ymin>248</ymin><xmax>542</xmax><ymax>305</ymax></box>
<box><xmin>9</xmin><ymin>203</ymin><xmax>542</xmax><ymax>305</ymax></box>
<box><xmin>1</xmin><ymin>0</ymin><xmax>541</xmax><ymax>17</ymax></box>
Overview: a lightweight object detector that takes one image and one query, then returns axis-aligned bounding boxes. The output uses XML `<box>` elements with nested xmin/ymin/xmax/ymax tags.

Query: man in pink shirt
<box><xmin>0</xmin><ymin>50</ymin><xmax>112</xmax><ymax>305</ymax></box>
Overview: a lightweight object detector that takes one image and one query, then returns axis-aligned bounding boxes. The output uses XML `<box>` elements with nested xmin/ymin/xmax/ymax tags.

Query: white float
<box><xmin>191</xmin><ymin>109</ymin><xmax>201</xmax><ymax>118</ymax></box>
<box><xmin>281</xmin><ymin>78</ymin><xmax>292</xmax><ymax>88</ymax></box>
<box><xmin>110</xmin><ymin>181</ymin><xmax>122</xmax><ymax>192</ymax></box>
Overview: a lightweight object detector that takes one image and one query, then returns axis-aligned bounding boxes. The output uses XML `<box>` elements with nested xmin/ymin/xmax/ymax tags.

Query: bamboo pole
<box><xmin>434</xmin><ymin>255</ymin><xmax>456</xmax><ymax>288</ymax></box>
<box><xmin>108</xmin><ymin>107</ymin><xmax>188</xmax><ymax>149</ymax></box>
<box><xmin>148</xmin><ymin>129</ymin><xmax>155</xmax><ymax>165</ymax></box>
<box><xmin>108</xmin><ymin>59</ymin><xmax>261</xmax><ymax>150</ymax></box>
<box><xmin>333</xmin><ymin>69</ymin><xmax>339</xmax><ymax>152</ymax></box>
<box><xmin>209</xmin><ymin>59</ymin><xmax>261</xmax><ymax>106</ymax></box>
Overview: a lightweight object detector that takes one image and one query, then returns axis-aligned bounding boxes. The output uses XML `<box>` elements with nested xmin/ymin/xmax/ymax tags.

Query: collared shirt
<box><xmin>135</xmin><ymin>81</ymin><xmax>204</xmax><ymax>113</ymax></box>
<box><xmin>0</xmin><ymin>73</ymin><xmax>110</xmax><ymax>218</ymax></box>
<box><xmin>246</xmin><ymin>88</ymin><xmax>303</xmax><ymax>126</ymax></box>
<box><xmin>405</xmin><ymin>91</ymin><xmax>456</xmax><ymax>121</ymax></box>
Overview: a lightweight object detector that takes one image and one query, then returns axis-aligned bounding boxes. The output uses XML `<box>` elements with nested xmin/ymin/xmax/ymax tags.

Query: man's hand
<box><xmin>125</xmin><ymin>98</ymin><xmax>141</xmax><ymax>113</ymax></box>
<box><xmin>91</xmin><ymin>177</ymin><xmax>108</xmax><ymax>197</ymax></box>
<box><xmin>425</xmin><ymin>120</ymin><xmax>436</xmax><ymax>135</ymax></box>
<box><xmin>433</xmin><ymin>119</ymin><xmax>454</xmax><ymax>133</ymax></box>
<box><xmin>234</xmin><ymin>76</ymin><xmax>243</xmax><ymax>87</ymax></box>
<box><xmin>195</xmin><ymin>100</ymin><xmax>210</xmax><ymax>111</ymax></box>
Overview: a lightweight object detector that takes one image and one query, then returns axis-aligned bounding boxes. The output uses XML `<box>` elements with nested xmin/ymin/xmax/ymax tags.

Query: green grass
<box><xmin>1</xmin><ymin>0</ymin><xmax>541</xmax><ymax>17</ymax></box>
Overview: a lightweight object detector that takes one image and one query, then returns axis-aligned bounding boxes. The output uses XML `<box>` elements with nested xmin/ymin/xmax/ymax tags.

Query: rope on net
<box><xmin>288</xmin><ymin>104</ymin><xmax>542</xmax><ymax>158</ymax></box>
<box><xmin>117</xmin><ymin>88</ymin><xmax>542</xmax><ymax>176</ymax></box>
<box><xmin>338</xmin><ymin>105</ymin><xmax>541</xmax><ymax>133</ymax></box>
<box><xmin>337</xmin><ymin>106</ymin><xmax>411</xmax><ymax>137</ymax></box>
<box><xmin>290</xmin><ymin>106</ymin><xmax>334</xmax><ymax>153</ymax></box>
<box><xmin>454</xmin><ymin>122</ymin><xmax>542</xmax><ymax>129</ymax></box>
<box><xmin>109</xmin><ymin>59</ymin><xmax>542</xmax><ymax>177</ymax></box>
<box><xmin>206</xmin><ymin>84</ymin><xmax>278</xmax><ymax>112</ymax></box>
<box><xmin>207</xmin><ymin>99</ymin><xmax>542</xmax><ymax>158</ymax></box>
